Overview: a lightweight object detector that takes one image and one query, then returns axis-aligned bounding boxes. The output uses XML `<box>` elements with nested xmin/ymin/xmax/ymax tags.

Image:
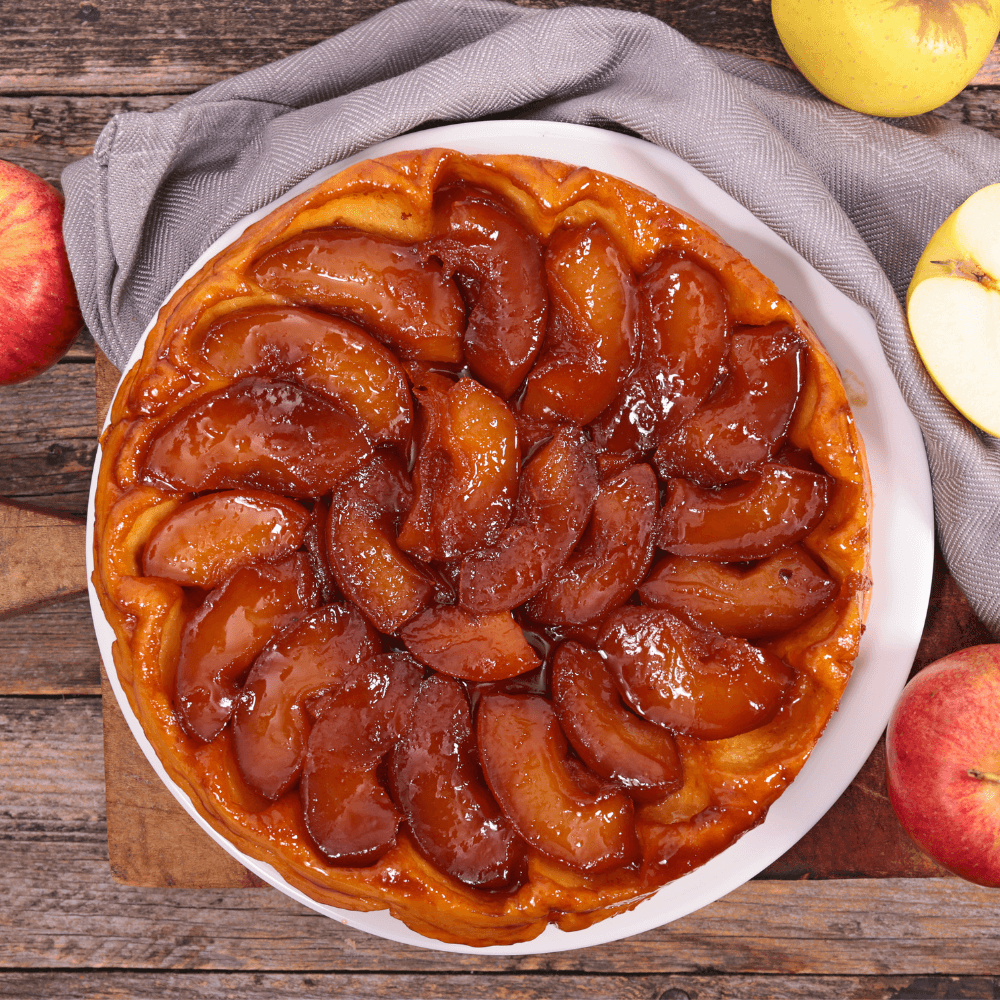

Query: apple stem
<box><xmin>968</xmin><ymin>768</ymin><xmax>1000</xmax><ymax>784</ymax></box>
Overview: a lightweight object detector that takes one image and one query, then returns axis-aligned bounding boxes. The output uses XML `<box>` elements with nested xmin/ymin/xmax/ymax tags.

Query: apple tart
<box><xmin>92</xmin><ymin>148</ymin><xmax>871</xmax><ymax>947</ymax></box>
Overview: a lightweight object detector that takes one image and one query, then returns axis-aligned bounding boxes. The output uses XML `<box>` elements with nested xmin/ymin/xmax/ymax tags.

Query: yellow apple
<box><xmin>771</xmin><ymin>0</ymin><xmax>1000</xmax><ymax>117</ymax></box>
<box><xmin>906</xmin><ymin>184</ymin><xmax>1000</xmax><ymax>437</ymax></box>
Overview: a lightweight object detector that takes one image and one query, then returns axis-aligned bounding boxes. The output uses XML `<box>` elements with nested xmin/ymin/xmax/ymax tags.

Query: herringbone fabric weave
<box><xmin>62</xmin><ymin>0</ymin><xmax>1000</xmax><ymax>634</ymax></box>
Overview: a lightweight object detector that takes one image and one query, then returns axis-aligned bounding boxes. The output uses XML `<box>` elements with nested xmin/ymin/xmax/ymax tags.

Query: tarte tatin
<box><xmin>92</xmin><ymin>148</ymin><xmax>871</xmax><ymax>947</ymax></box>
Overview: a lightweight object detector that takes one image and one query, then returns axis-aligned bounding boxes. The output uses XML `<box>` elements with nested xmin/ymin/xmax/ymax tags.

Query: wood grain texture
<box><xmin>1</xmin><ymin>971</ymin><xmax>998</xmax><ymax>1000</ymax></box>
<box><xmin>101</xmin><ymin>667</ymin><xmax>266</xmax><ymax>888</ymax></box>
<box><xmin>0</xmin><ymin>593</ymin><xmax>101</xmax><ymax>695</ymax></box>
<box><xmin>0</xmin><ymin>363</ymin><xmax>97</xmax><ymax>516</ymax></box>
<box><xmin>0</xmin><ymin>498</ymin><xmax>87</xmax><ymax>618</ymax></box>
<box><xmin>4</xmin><ymin>695</ymin><xmax>1000</xmax><ymax>977</ymax></box>
<box><xmin>0</xmin><ymin>96</ymin><xmax>177</xmax><ymax>188</ymax></box>
<box><xmin>0</xmin><ymin>0</ymin><xmax>996</xmax><ymax>96</ymax></box>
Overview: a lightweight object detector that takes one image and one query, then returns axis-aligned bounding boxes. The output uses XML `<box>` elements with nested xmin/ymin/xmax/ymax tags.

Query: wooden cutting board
<box><xmin>88</xmin><ymin>348</ymin><xmax>970</xmax><ymax>886</ymax></box>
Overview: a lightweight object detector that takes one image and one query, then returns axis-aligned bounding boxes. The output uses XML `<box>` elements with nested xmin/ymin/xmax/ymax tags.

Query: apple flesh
<box><xmin>906</xmin><ymin>183</ymin><xmax>1000</xmax><ymax>437</ymax></box>
<box><xmin>0</xmin><ymin>161</ymin><xmax>83</xmax><ymax>384</ymax></box>
<box><xmin>886</xmin><ymin>644</ymin><xmax>1000</xmax><ymax>887</ymax></box>
<box><xmin>771</xmin><ymin>0</ymin><xmax>1000</xmax><ymax>117</ymax></box>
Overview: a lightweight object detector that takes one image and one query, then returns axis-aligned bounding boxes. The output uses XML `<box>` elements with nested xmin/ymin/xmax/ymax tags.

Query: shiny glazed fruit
<box><xmin>398</xmin><ymin>373</ymin><xmax>520</xmax><ymax>562</ymax></box>
<box><xmin>592</xmin><ymin>256</ymin><xmax>730</xmax><ymax>475</ymax></box>
<box><xmin>655</xmin><ymin>322</ymin><xmax>805</xmax><ymax>486</ymax></box>
<box><xmin>233</xmin><ymin>604</ymin><xmax>379</xmax><ymax>799</ymax></box>
<box><xmin>142</xmin><ymin>377</ymin><xmax>373</xmax><ymax>497</ymax></box>
<box><xmin>601</xmin><ymin>607</ymin><xmax>796</xmax><ymax>739</ymax></box>
<box><xmin>639</xmin><ymin>547</ymin><xmax>837</xmax><ymax>638</ymax></box>
<box><xmin>390</xmin><ymin>674</ymin><xmax>525</xmax><ymax>888</ymax></box>
<box><xmin>252</xmin><ymin>228</ymin><xmax>465</xmax><ymax>363</ymax></box>
<box><xmin>328</xmin><ymin>454</ymin><xmax>436</xmax><ymax>633</ymax></box>
<box><xmin>400</xmin><ymin>605</ymin><xmax>541</xmax><ymax>682</ymax></box>
<box><xmin>477</xmin><ymin>692</ymin><xmax>638</xmax><ymax>873</ymax></box>
<box><xmin>459</xmin><ymin>428</ymin><xmax>599</xmax><ymax>614</ymax></box>
<box><xmin>301</xmin><ymin>652</ymin><xmax>423</xmax><ymax>866</ymax></box>
<box><xmin>175</xmin><ymin>554</ymin><xmax>320</xmax><ymax>743</ymax></box>
<box><xmin>522</xmin><ymin>223</ymin><xmax>640</xmax><ymax>425</ymax></box>
<box><xmin>526</xmin><ymin>463</ymin><xmax>658</xmax><ymax>625</ymax></box>
<box><xmin>422</xmin><ymin>186</ymin><xmax>547</xmax><ymax>399</ymax></box>
<box><xmin>552</xmin><ymin>642</ymin><xmax>683</xmax><ymax>802</ymax></box>
<box><xmin>658</xmin><ymin>463</ymin><xmax>831</xmax><ymax>561</ymax></box>
<box><xmin>199</xmin><ymin>306</ymin><xmax>413</xmax><ymax>446</ymax></box>
<box><xmin>142</xmin><ymin>489</ymin><xmax>310</xmax><ymax>588</ymax></box>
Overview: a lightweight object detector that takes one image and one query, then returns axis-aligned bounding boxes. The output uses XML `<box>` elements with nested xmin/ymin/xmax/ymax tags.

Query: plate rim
<box><xmin>86</xmin><ymin>118</ymin><xmax>934</xmax><ymax>955</ymax></box>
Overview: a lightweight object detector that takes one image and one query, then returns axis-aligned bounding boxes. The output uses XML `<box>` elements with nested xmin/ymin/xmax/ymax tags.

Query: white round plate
<box><xmin>87</xmin><ymin>120</ymin><xmax>934</xmax><ymax>955</ymax></box>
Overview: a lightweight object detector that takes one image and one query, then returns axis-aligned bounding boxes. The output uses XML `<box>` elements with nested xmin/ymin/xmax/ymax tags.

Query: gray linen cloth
<box><xmin>62</xmin><ymin>0</ymin><xmax>1000</xmax><ymax>635</ymax></box>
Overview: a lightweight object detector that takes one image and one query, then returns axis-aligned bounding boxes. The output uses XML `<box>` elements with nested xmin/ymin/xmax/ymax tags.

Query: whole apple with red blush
<box><xmin>886</xmin><ymin>645</ymin><xmax>1000</xmax><ymax>888</ymax></box>
<box><xmin>0</xmin><ymin>160</ymin><xmax>84</xmax><ymax>384</ymax></box>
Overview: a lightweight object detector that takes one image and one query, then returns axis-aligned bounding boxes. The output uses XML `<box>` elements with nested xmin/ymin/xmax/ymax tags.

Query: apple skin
<box><xmin>771</xmin><ymin>0</ymin><xmax>1000</xmax><ymax>117</ymax></box>
<box><xmin>0</xmin><ymin>160</ymin><xmax>84</xmax><ymax>385</ymax></box>
<box><xmin>886</xmin><ymin>645</ymin><xmax>1000</xmax><ymax>888</ymax></box>
<box><xmin>906</xmin><ymin>183</ymin><xmax>1000</xmax><ymax>438</ymax></box>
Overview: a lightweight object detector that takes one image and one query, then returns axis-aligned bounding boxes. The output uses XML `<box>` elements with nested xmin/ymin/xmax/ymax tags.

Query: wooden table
<box><xmin>3</xmin><ymin>2</ymin><xmax>999</xmax><ymax>997</ymax></box>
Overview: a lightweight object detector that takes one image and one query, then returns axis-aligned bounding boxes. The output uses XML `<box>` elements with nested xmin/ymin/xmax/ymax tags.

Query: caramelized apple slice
<box><xmin>142</xmin><ymin>490</ymin><xmax>309</xmax><ymax>588</ymax></box>
<box><xmin>477</xmin><ymin>692</ymin><xmax>636</xmax><ymax>873</ymax></box>
<box><xmin>600</xmin><ymin>607</ymin><xmax>795</xmax><ymax>740</ymax></box>
<box><xmin>640</xmin><ymin>547</ymin><xmax>837</xmax><ymax>638</ymax></box>
<box><xmin>422</xmin><ymin>187</ymin><xmax>546</xmax><ymax>398</ymax></box>
<box><xmin>141</xmin><ymin>377</ymin><xmax>373</xmax><ymax>498</ymax></box>
<box><xmin>390</xmin><ymin>674</ymin><xmax>524</xmax><ymax>888</ymax></box>
<box><xmin>459</xmin><ymin>428</ymin><xmax>599</xmax><ymax>614</ymax></box>
<box><xmin>302</xmin><ymin>498</ymin><xmax>339</xmax><ymax>604</ymax></box>
<box><xmin>655</xmin><ymin>322</ymin><xmax>805</xmax><ymax>486</ymax></box>
<box><xmin>552</xmin><ymin>642</ymin><xmax>683</xmax><ymax>802</ymax></box>
<box><xmin>400</xmin><ymin>605</ymin><xmax>540</xmax><ymax>681</ymax></box>
<box><xmin>252</xmin><ymin>228</ymin><xmax>464</xmax><ymax>363</ymax></box>
<box><xmin>397</xmin><ymin>374</ymin><xmax>519</xmax><ymax>561</ymax></box>
<box><xmin>525</xmin><ymin>463</ymin><xmax>658</xmax><ymax>625</ymax></box>
<box><xmin>521</xmin><ymin>223</ymin><xmax>640</xmax><ymax>425</ymax></box>
<box><xmin>658</xmin><ymin>463</ymin><xmax>831</xmax><ymax>561</ymax></box>
<box><xmin>328</xmin><ymin>450</ymin><xmax>434</xmax><ymax>633</ymax></box>
<box><xmin>199</xmin><ymin>306</ymin><xmax>413</xmax><ymax>445</ymax></box>
<box><xmin>591</xmin><ymin>256</ymin><xmax>729</xmax><ymax>472</ymax></box>
<box><xmin>644</xmin><ymin>256</ymin><xmax>731</xmax><ymax>427</ymax></box>
<box><xmin>301</xmin><ymin>652</ymin><xmax>424</xmax><ymax>866</ymax></box>
<box><xmin>232</xmin><ymin>604</ymin><xmax>379</xmax><ymax>799</ymax></box>
<box><xmin>335</xmin><ymin>450</ymin><xmax>414</xmax><ymax>516</ymax></box>
<box><xmin>329</xmin><ymin>503</ymin><xmax>437</xmax><ymax>634</ymax></box>
<box><xmin>175</xmin><ymin>554</ymin><xmax>319</xmax><ymax>743</ymax></box>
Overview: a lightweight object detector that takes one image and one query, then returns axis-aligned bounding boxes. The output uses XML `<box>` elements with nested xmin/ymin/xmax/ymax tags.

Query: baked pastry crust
<box><xmin>93</xmin><ymin>148</ymin><xmax>871</xmax><ymax>947</ymax></box>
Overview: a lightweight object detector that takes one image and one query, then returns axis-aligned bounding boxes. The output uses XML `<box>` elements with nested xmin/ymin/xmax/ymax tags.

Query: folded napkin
<box><xmin>62</xmin><ymin>0</ymin><xmax>1000</xmax><ymax>636</ymax></box>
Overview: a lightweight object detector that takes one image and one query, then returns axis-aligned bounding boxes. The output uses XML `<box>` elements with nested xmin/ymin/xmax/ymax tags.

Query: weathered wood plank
<box><xmin>0</xmin><ymin>970</ymin><xmax>997</xmax><ymax>1000</ymax></box>
<box><xmin>0</xmin><ymin>364</ymin><xmax>97</xmax><ymax>515</ymax></box>
<box><xmin>0</xmin><ymin>96</ymin><xmax>178</xmax><ymax>188</ymax></box>
<box><xmin>3</xmin><ymin>697</ymin><xmax>1000</xmax><ymax>975</ymax></box>
<box><xmin>0</xmin><ymin>593</ymin><xmax>101</xmax><ymax>695</ymax></box>
<box><xmin>100</xmin><ymin>667</ymin><xmax>267</xmax><ymax>888</ymax></box>
<box><xmin>0</xmin><ymin>499</ymin><xmax>87</xmax><ymax>619</ymax></box>
<box><xmin>0</xmin><ymin>0</ymin><xmax>996</xmax><ymax>96</ymax></box>
<box><xmin>936</xmin><ymin>87</ymin><xmax>1000</xmax><ymax>140</ymax></box>
<box><xmin>0</xmin><ymin>698</ymin><xmax>108</xmax><ymax>859</ymax></box>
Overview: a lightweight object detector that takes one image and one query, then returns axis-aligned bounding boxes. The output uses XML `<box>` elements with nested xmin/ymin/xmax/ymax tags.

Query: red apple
<box><xmin>0</xmin><ymin>160</ymin><xmax>84</xmax><ymax>384</ymax></box>
<box><xmin>886</xmin><ymin>645</ymin><xmax>1000</xmax><ymax>887</ymax></box>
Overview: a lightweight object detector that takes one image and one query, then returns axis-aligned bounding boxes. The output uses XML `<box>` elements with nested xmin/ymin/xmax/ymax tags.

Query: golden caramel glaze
<box><xmin>93</xmin><ymin>149</ymin><xmax>872</xmax><ymax>948</ymax></box>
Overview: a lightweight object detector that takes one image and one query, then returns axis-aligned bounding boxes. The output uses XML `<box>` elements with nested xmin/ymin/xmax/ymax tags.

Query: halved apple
<box><xmin>907</xmin><ymin>184</ymin><xmax>1000</xmax><ymax>438</ymax></box>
